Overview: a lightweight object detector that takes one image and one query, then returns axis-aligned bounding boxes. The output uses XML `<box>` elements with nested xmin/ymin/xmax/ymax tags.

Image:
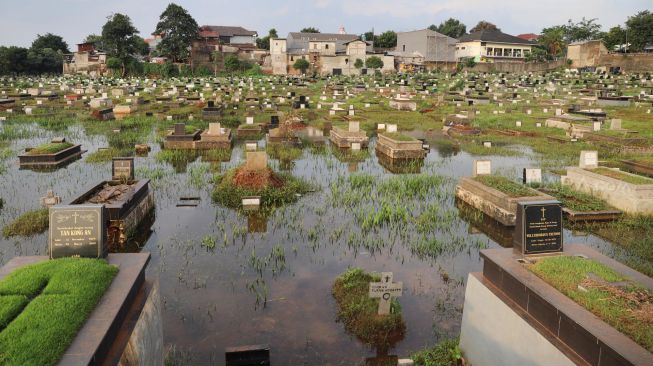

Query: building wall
<box><xmin>271</xmin><ymin>39</ymin><xmax>288</xmax><ymax>75</ymax></box>
<box><xmin>308</xmin><ymin>41</ymin><xmax>336</xmax><ymax>56</ymax></box>
<box><xmin>456</xmin><ymin>41</ymin><xmax>532</xmax><ymax>61</ymax></box>
<box><xmin>567</xmin><ymin>41</ymin><xmax>608</xmax><ymax>68</ymax></box>
<box><xmin>597</xmin><ymin>53</ymin><xmax>653</xmax><ymax>72</ymax></box>
<box><xmin>455</xmin><ymin>41</ymin><xmax>483</xmax><ymax>59</ymax></box>
<box><xmin>63</xmin><ymin>52</ymin><xmax>107</xmax><ymax>76</ymax></box>
<box><xmin>396</xmin><ymin>30</ymin><xmax>428</xmax><ymax>57</ymax></box>
<box><xmin>464</xmin><ymin>59</ymin><xmax>565</xmax><ymax>73</ymax></box>
<box><xmin>230</xmin><ymin>35</ymin><xmax>256</xmax><ymax>45</ymax></box>
<box><xmin>346</xmin><ymin>41</ymin><xmax>367</xmax><ymax>57</ymax></box>
<box><xmin>319</xmin><ymin>55</ymin><xmax>394</xmax><ymax>76</ymax></box>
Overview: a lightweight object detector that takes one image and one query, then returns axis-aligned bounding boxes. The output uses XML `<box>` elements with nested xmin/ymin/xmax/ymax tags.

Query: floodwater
<box><xmin>0</xmin><ymin>122</ymin><xmax>638</xmax><ymax>365</ymax></box>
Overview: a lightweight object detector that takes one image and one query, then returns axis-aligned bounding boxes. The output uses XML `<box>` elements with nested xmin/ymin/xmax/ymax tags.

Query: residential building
<box><xmin>517</xmin><ymin>33</ymin><xmax>540</xmax><ymax>42</ymax></box>
<box><xmin>190</xmin><ymin>25</ymin><xmax>262</xmax><ymax>71</ymax></box>
<box><xmin>270</xmin><ymin>31</ymin><xmax>394</xmax><ymax>75</ymax></box>
<box><xmin>393</xmin><ymin>29</ymin><xmax>458</xmax><ymax>71</ymax></box>
<box><xmin>198</xmin><ymin>26</ymin><xmax>258</xmax><ymax>46</ymax></box>
<box><xmin>455</xmin><ymin>30</ymin><xmax>535</xmax><ymax>62</ymax></box>
<box><xmin>63</xmin><ymin>42</ymin><xmax>107</xmax><ymax>76</ymax></box>
<box><xmin>567</xmin><ymin>40</ymin><xmax>608</xmax><ymax>68</ymax></box>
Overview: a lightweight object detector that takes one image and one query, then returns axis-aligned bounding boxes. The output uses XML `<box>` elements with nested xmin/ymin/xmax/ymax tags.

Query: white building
<box><xmin>455</xmin><ymin>30</ymin><xmax>535</xmax><ymax>62</ymax></box>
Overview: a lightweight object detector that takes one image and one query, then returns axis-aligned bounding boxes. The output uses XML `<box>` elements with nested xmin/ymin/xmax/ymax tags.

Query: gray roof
<box><xmin>288</xmin><ymin>32</ymin><xmax>359</xmax><ymax>42</ymax></box>
<box><xmin>201</xmin><ymin>26</ymin><xmax>257</xmax><ymax>37</ymax></box>
<box><xmin>458</xmin><ymin>30</ymin><xmax>535</xmax><ymax>45</ymax></box>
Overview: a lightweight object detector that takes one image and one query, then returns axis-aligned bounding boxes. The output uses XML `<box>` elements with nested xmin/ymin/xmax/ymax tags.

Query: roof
<box><xmin>517</xmin><ymin>33</ymin><xmax>539</xmax><ymax>41</ymax></box>
<box><xmin>458</xmin><ymin>30</ymin><xmax>535</xmax><ymax>45</ymax></box>
<box><xmin>288</xmin><ymin>32</ymin><xmax>359</xmax><ymax>42</ymax></box>
<box><xmin>200</xmin><ymin>26</ymin><xmax>257</xmax><ymax>37</ymax></box>
<box><xmin>342</xmin><ymin>39</ymin><xmax>371</xmax><ymax>46</ymax></box>
<box><xmin>568</xmin><ymin>39</ymin><xmax>604</xmax><ymax>46</ymax></box>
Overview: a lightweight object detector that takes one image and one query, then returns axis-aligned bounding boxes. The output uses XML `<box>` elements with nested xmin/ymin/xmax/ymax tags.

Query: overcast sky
<box><xmin>0</xmin><ymin>0</ymin><xmax>649</xmax><ymax>47</ymax></box>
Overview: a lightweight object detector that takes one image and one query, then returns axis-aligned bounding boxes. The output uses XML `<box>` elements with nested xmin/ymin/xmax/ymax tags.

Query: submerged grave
<box><xmin>18</xmin><ymin>138</ymin><xmax>85</xmax><ymax>170</ymax></box>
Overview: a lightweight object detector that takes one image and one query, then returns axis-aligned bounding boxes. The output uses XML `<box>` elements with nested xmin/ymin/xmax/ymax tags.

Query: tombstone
<box><xmin>579</xmin><ymin>150</ymin><xmax>598</xmax><ymax>169</ymax></box>
<box><xmin>242</xmin><ymin>196</ymin><xmax>261</xmax><ymax>210</ymax></box>
<box><xmin>514</xmin><ymin>201</ymin><xmax>563</xmax><ymax>255</ymax></box>
<box><xmin>351</xmin><ymin>142</ymin><xmax>361</xmax><ymax>151</ymax></box>
<box><xmin>515</xmin><ymin>121</ymin><xmax>522</xmax><ymax>127</ymax></box>
<box><xmin>386</xmin><ymin>124</ymin><xmax>398</xmax><ymax>133</ymax></box>
<box><xmin>245</xmin><ymin>152</ymin><xmax>267</xmax><ymax>171</ymax></box>
<box><xmin>207</xmin><ymin>123</ymin><xmax>222</xmax><ymax>135</ymax></box>
<box><xmin>40</xmin><ymin>190</ymin><xmax>61</xmax><ymax>208</ymax></box>
<box><xmin>49</xmin><ymin>205</ymin><xmax>107</xmax><ymax>259</ymax></box>
<box><xmin>610</xmin><ymin>119</ymin><xmax>622</xmax><ymax>130</ymax></box>
<box><xmin>555</xmin><ymin>108</ymin><xmax>562</xmax><ymax>116</ymax></box>
<box><xmin>174</xmin><ymin>123</ymin><xmax>186</xmax><ymax>135</ymax></box>
<box><xmin>593</xmin><ymin>121</ymin><xmax>601</xmax><ymax>131</ymax></box>
<box><xmin>270</xmin><ymin>115</ymin><xmax>279</xmax><ymax>127</ymax></box>
<box><xmin>112</xmin><ymin>157</ymin><xmax>135</xmax><ymax>181</ymax></box>
<box><xmin>368</xmin><ymin>272</ymin><xmax>403</xmax><ymax>315</ymax></box>
<box><xmin>377</xmin><ymin>123</ymin><xmax>386</xmax><ymax>130</ymax></box>
<box><xmin>348</xmin><ymin>121</ymin><xmax>360</xmax><ymax>133</ymax></box>
<box><xmin>245</xmin><ymin>141</ymin><xmax>258</xmax><ymax>151</ymax></box>
<box><xmin>473</xmin><ymin>160</ymin><xmax>491</xmax><ymax>176</ymax></box>
<box><xmin>483</xmin><ymin>141</ymin><xmax>492</xmax><ymax>148</ymax></box>
<box><xmin>535</xmin><ymin>122</ymin><xmax>542</xmax><ymax>128</ymax></box>
<box><xmin>523</xmin><ymin>168</ymin><xmax>542</xmax><ymax>184</ymax></box>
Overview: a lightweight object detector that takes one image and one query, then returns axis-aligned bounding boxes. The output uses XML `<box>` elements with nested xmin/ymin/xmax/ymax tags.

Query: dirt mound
<box><xmin>232</xmin><ymin>167</ymin><xmax>285</xmax><ymax>190</ymax></box>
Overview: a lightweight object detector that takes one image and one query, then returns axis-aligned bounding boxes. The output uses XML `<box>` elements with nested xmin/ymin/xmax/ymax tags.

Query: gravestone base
<box><xmin>18</xmin><ymin>144</ymin><xmax>86</xmax><ymax>169</ymax></box>
<box><xmin>329</xmin><ymin>127</ymin><xmax>369</xmax><ymax>148</ymax></box>
<box><xmin>375</xmin><ymin>134</ymin><xmax>425</xmax><ymax>160</ymax></box>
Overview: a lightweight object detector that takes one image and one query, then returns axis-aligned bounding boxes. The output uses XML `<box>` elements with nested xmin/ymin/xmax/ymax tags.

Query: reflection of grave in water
<box><xmin>376</xmin><ymin>152</ymin><xmax>423</xmax><ymax>174</ymax></box>
<box><xmin>456</xmin><ymin>198</ymin><xmax>514</xmax><ymax>248</ymax></box>
<box><xmin>246</xmin><ymin>211</ymin><xmax>268</xmax><ymax>233</ymax></box>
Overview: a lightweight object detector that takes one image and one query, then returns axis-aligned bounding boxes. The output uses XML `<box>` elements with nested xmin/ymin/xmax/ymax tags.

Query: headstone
<box><xmin>348</xmin><ymin>121</ymin><xmax>360</xmax><ymax>133</ymax></box>
<box><xmin>40</xmin><ymin>190</ymin><xmax>61</xmax><ymax>208</ymax></box>
<box><xmin>245</xmin><ymin>142</ymin><xmax>257</xmax><ymax>151</ymax></box>
<box><xmin>112</xmin><ymin>157</ymin><xmax>135</xmax><ymax>181</ymax></box>
<box><xmin>514</xmin><ymin>201</ymin><xmax>563</xmax><ymax>255</ymax></box>
<box><xmin>377</xmin><ymin>123</ymin><xmax>386</xmax><ymax>130</ymax></box>
<box><xmin>610</xmin><ymin>119</ymin><xmax>622</xmax><ymax>130</ymax></box>
<box><xmin>515</xmin><ymin>121</ymin><xmax>522</xmax><ymax>127</ymax></box>
<box><xmin>369</xmin><ymin>272</ymin><xmax>403</xmax><ymax>315</ymax></box>
<box><xmin>579</xmin><ymin>151</ymin><xmax>598</xmax><ymax>169</ymax></box>
<box><xmin>523</xmin><ymin>168</ymin><xmax>542</xmax><ymax>184</ymax></box>
<box><xmin>473</xmin><ymin>160</ymin><xmax>491</xmax><ymax>176</ymax></box>
<box><xmin>245</xmin><ymin>152</ymin><xmax>267</xmax><ymax>171</ymax></box>
<box><xmin>483</xmin><ymin>141</ymin><xmax>492</xmax><ymax>148</ymax></box>
<box><xmin>49</xmin><ymin>205</ymin><xmax>107</xmax><ymax>259</ymax></box>
<box><xmin>386</xmin><ymin>124</ymin><xmax>397</xmax><ymax>133</ymax></box>
<box><xmin>351</xmin><ymin>142</ymin><xmax>361</xmax><ymax>150</ymax></box>
<box><xmin>174</xmin><ymin>123</ymin><xmax>185</xmax><ymax>135</ymax></box>
<box><xmin>208</xmin><ymin>123</ymin><xmax>222</xmax><ymax>135</ymax></box>
<box><xmin>593</xmin><ymin>121</ymin><xmax>601</xmax><ymax>131</ymax></box>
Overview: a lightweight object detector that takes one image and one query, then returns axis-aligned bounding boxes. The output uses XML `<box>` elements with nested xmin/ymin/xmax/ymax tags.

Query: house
<box><xmin>198</xmin><ymin>25</ymin><xmax>258</xmax><ymax>46</ymax></box>
<box><xmin>144</xmin><ymin>34</ymin><xmax>163</xmax><ymax>53</ymax></box>
<box><xmin>455</xmin><ymin>30</ymin><xmax>535</xmax><ymax>62</ymax></box>
<box><xmin>517</xmin><ymin>33</ymin><xmax>540</xmax><ymax>42</ymax></box>
<box><xmin>567</xmin><ymin>40</ymin><xmax>608</xmax><ymax>68</ymax></box>
<box><xmin>392</xmin><ymin>29</ymin><xmax>458</xmax><ymax>71</ymax></box>
<box><xmin>63</xmin><ymin>42</ymin><xmax>107</xmax><ymax>76</ymax></box>
<box><xmin>270</xmin><ymin>31</ymin><xmax>394</xmax><ymax>75</ymax></box>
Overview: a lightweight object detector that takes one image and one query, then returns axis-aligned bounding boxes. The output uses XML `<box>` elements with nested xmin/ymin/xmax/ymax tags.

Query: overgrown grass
<box><xmin>2</xmin><ymin>208</ymin><xmax>49</xmax><ymax>238</ymax></box>
<box><xmin>27</xmin><ymin>142</ymin><xmax>73</xmax><ymax>155</ymax></box>
<box><xmin>528</xmin><ymin>256</ymin><xmax>652</xmax><ymax>352</ymax></box>
<box><xmin>212</xmin><ymin>166</ymin><xmax>312</xmax><ymax>208</ymax></box>
<box><xmin>592</xmin><ymin>168</ymin><xmax>653</xmax><ymax>185</ymax></box>
<box><xmin>474</xmin><ymin>175</ymin><xmax>538</xmax><ymax>197</ymax></box>
<box><xmin>382</xmin><ymin>132</ymin><xmax>417</xmax><ymax>141</ymax></box>
<box><xmin>542</xmin><ymin>184</ymin><xmax>613</xmax><ymax>212</ymax></box>
<box><xmin>86</xmin><ymin>148</ymin><xmax>133</xmax><ymax>163</ymax></box>
<box><xmin>411</xmin><ymin>338</ymin><xmax>462</xmax><ymax>366</ymax></box>
<box><xmin>0</xmin><ymin>258</ymin><xmax>118</xmax><ymax>366</ymax></box>
<box><xmin>332</xmin><ymin>268</ymin><xmax>405</xmax><ymax>348</ymax></box>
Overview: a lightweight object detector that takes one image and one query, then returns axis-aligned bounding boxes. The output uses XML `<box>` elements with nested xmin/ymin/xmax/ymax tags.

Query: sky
<box><xmin>0</xmin><ymin>0</ymin><xmax>649</xmax><ymax>48</ymax></box>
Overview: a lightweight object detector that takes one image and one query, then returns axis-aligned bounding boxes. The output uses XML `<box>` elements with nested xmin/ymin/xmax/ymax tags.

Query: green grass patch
<box><xmin>382</xmin><ymin>132</ymin><xmax>417</xmax><ymax>141</ymax></box>
<box><xmin>474</xmin><ymin>175</ymin><xmax>538</xmax><ymax>197</ymax></box>
<box><xmin>528</xmin><ymin>256</ymin><xmax>652</xmax><ymax>352</ymax></box>
<box><xmin>2</xmin><ymin>208</ymin><xmax>49</xmax><ymax>238</ymax></box>
<box><xmin>591</xmin><ymin>168</ymin><xmax>653</xmax><ymax>185</ymax></box>
<box><xmin>542</xmin><ymin>184</ymin><xmax>613</xmax><ymax>212</ymax></box>
<box><xmin>27</xmin><ymin>142</ymin><xmax>73</xmax><ymax>155</ymax></box>
<box><xmin>0</xmin><ymin>258</ymin><xmax>117</xmax><ymax>366</ymax></box>
<box><xmin>86</xmin><ymin>148</ymin><xmax>133</xmax><ymax>164</ymax></box>
<box><xmin>411</xmin><ymin>338</ymin><xmax>462</xmax><ymax>366</ymax></box>
<box><xmin>332</xmin><ymin>268</ymin><xmax>405</xmax><ymax>348</ymax></box>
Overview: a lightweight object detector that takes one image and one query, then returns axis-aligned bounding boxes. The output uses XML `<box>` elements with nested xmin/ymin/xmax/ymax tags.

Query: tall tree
<box><xmin>31</xmin><ymin>33</ymin><xmax>69</xmax><ymax>53</ymax></box>
<box><xmin>429</xmin><ymin>18</ymin><xmax>467</xmax><ymax>38</ymax></box>
<box><xmin>0</xmin><ymin>46</ymin><xmax>28</xmax><ymax>74</ymax></box>
<box><xmin>470</xmin><ymin>21</ymin><xmax>500</xmax><ymax>33</ymax></box>
<box><xmin>256</xmin><ymin>28</ymin><xmax>279</xmax><ymax>50</ymax></box>
<box><xmin>563</xmin><ymin>17</ymin><xmax>602</xmax><ymax>43</ymax></box>
<box><xmin>602</xmin><ymin>26</ymin><xmax>626</xmax><ymax>51</ymax></box>
<box><xmin>625</xmin><ymin>11</ymin><xmax>653</xmax><ymax>52</ymax></box>
<box><xmin>538</xmin><ymin>27</ymin><xmax>565</xmax><ymax>59</ymax></box>
<box><xmin>154</xmin><ymin>3</ymin><xmax>199</xmax><ymax>62</ymax></box>
<box><xmin>101</xmin><ymin>13</ymin><xmax>140</xmax><ymax>76</ymax></box>
<box><xmin>375</xmin><ymin>31</ymin><xmax>397</xmax><ymax>48</ymax></box>
<box><xmin>300</xmin><ymin>27</ymin><xmax>320</xmax><ymax>33</ymax></box>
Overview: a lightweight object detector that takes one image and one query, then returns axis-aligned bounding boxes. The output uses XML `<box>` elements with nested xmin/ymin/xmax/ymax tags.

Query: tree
<box><xmin>101</xmin><ymin>13</ymin><xmax>141</xmax><ymax>76</ymax></box>
<box><xmin>31</xmin><ymin>33</ymin><xmax>69</xmax><ymax>53</ymax></box>
<box><xmin>293</xmin><ymin>58</ymin><xmax>310</xmax><ymax>74</ymax></box>
<box><xmin>224</xmin><ymin>54</ymin><xmax>241</xmax><ymax>72</ymax></box>
<box><xmin>363</xmin><ymin>31</ymin><xmax>374</xmax><ymax>42</ymax></box>
<box><xmin>375</xmin><ymin>31</ymin><xmax>397</xmax><ymax>48</ymax></box>
<box><xmin>300</xmin><ymin>27</ymin><xmax>320</xmax><ymax>33</ymax></box>
<box><xmin>429</xmin><ymin>18</ymin><xmax>467</xmax><ymax>38</ymax></box>
<box><xmin>354</xmin><ymin>58</ymin><xmax>364</xmax><ymax>69</ymax></box>
<box><xmin>563</xmin><ymin>17</ymin><xmax>602</xmax><ymax>43</ymax></box>
<box><xmin>365</xmin><ymin>56</ymin><xmax>383</xmax><ymax>70</ymax></box>
<box><xmin>83</xmin><ymin>34</ymin><xmax>105</xmax><ymax>51</ymax></box>
<box><xmin>602</xmin><ymin>26</ymin><xmax>626</xmax><ymax>51</ymax></box>
<box><xmin>133</xmin><ymin>36</ymin><xmax>151</xmax><ymax>57</ymax></box>
<box><xmin>625</xmin><ymin>11</ymin><xmax>653</xmax><ymax>52</ymax></box>
<box><xmin>154</xmin><ymin>3</ymin><xmax>199</xmax><ymax>62</ymax></box>
<box><xmin>539</xmin><ymin>26</ymin><xmax>566</xmax><ymax>59</ymax></box>
<box><xmin>470</xmin><ymin>21</ymin><xmax>500</xmax><ymax>33</ymax></box>
<box><xmin>256</xmin><ymin>28</ymin><xmax>279</xmax><ymax>50</ymax></box>
<box><xmin>0</xmin><ymin>46</ymin><xmax>29</xmax><ymax>75</ymax></box>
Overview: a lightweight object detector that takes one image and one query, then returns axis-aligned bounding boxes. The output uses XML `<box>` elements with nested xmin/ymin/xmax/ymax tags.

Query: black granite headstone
<box><xmin>514</xmin><ymin>200</ymin><xmax>563</xmax><ymax>255</ymax></box>
<box><xmin>174</xmin><ymin>123</ymin><xmax>185</xmax><ymax>135</ymax></box>
<box><xmin>49</xmin><ymin>205</ymin><xmax>107</xmax><ymax>259</ymax></box>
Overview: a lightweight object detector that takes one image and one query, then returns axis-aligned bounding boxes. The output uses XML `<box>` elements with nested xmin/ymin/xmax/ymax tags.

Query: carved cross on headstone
<box><xmin>369</xmin><ymin>272</ymin><xmax>403</xmax><ymax>315</ymax></box>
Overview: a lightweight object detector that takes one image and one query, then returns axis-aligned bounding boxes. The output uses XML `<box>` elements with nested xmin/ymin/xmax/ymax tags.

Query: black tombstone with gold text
<box><xmin>112</xmin><ymin>157</ymin><xmax>135</xmax><ymax>181</ymax></box>
<box><xmin>514</xmin><ymin>200</ymin><xmax>563</xmax><ymax>255</ymax></box>
<box><xmin>49</xmin><ymin>204</ymin><xmax>107</xmax><ymax>258</ymax></box>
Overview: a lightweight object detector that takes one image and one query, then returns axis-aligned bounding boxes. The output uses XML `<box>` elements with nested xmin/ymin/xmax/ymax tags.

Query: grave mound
<box><xmin>232</xmin><ymin>166</ymin><xmax>285</xmax><ymax>190</ymax></box>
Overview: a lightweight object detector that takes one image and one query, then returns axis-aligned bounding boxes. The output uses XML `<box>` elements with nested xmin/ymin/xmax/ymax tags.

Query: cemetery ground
<box><xmin>0</xmin><ymin>70</ymin><xmax>651</xmax><ymax>364</ymax></box>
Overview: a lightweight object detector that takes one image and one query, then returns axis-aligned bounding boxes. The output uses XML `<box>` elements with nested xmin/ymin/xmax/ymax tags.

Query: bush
<box><xmin>365</xmin><ymin>56</ymin><xmax>384</xmax><ymax>70</ymax></box>
<box><xmin>411</xmin><ymin>338</ymin><xmax>462</xmax><ymax>366</ymax></box>
<box><xmin>293</xmin><ymin>58</ymin><xmax>310</xmax><ymax>74</ymax></box>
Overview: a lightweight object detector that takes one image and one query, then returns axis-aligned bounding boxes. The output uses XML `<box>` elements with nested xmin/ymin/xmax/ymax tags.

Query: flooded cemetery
<box><xmin>0</xmin><ymin>68</ymin><xmax>652</xmax><ymax>365</ymax></box>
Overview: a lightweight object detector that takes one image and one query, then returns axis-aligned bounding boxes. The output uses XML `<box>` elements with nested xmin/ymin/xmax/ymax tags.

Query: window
<box><xmin>503</xmin><ymin>48</ymin><xmax>512</xmax><ymax>57</ymax></box>
<box><xmin>494</xmin><ymin>48</ymin><xmax>502</xmax><ymax>56</ymax></box>
<box><xmin>290</xmin><ymin>56</ymin><xmax>294</xmax><ymax>61</ymax></box>
<box><xmin>514</xmin><ymin>49</ymin><xmax>522</xmax><ymax>58</ymax></box>
<box><xmin>481</xmin><ymin>42</ymin><xmax>487</xmax><ymax>46</ymax></box>
<box><xmin>326</xmin><ymin>44</ymin><xmax>329</xmax><ymax>49</ymax></box>
<box><xmin>402</xmin><ymin>45</ymin><xmax>406</xmax><ymax>52</ymax></box>
<box><xmin>487</xmin><ymin>47</ymin><xmax>493</xmax><ymax>56</ymax></box>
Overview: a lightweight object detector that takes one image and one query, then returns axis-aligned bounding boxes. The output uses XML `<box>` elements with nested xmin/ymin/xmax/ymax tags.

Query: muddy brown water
<box><xmin>0</xmin><ymin>122</ymin><xmax>632</xmax><ymax>365</ymax></box>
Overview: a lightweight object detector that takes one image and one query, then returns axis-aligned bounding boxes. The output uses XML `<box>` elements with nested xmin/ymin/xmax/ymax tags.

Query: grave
<box><xmin>329</xmin><ymin>121</ymin><xmax>369</xmax><ymax>149</ymax></box>
<box><xmin>375</xmin><ymin>132</ymin><xmax>426</xmax><ymax>160</ymax></box>
<box><xmin>18</xmin><ymin>139</ymin><xmax>86</xmax><ymax>170</ymax></box>
<box><xmin>164</xmin><ymin>123</ymin><xmax>202</xmax><ymax>149</ymax></box>
<box><xmin>523</xmin><ymin>168</ymin><xmax>542</xmax><ymax>184</ymax></box>
<box><xmin>369</xmin><ymin>272</ymin><xmax>403</xmax><ymax>315</ymax></box>
<box><xmin>197</xmin><ymin>122</ymin><xmax>233</xmax><ymax>149</ymax></box>
<box><xmin>513</xmin><ymin>200</ymin><xmax>563</xmax><ymax>255</ymax></box>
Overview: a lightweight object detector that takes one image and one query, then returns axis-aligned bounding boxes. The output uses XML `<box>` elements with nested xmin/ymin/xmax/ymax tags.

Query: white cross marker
<box><xmin>369</xmin><ymin>272</ymin><xmax>403</xmax><ymax>315</ymax></box>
